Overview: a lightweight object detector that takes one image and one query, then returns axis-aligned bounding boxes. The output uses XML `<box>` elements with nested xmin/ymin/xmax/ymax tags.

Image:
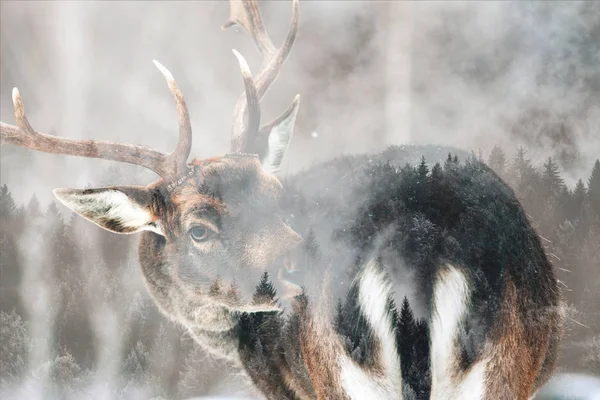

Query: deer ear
<box><xmin>53</xmin><ymin>186</ymin><xmax>164</xmax><ymax>235</ymax></box>
<box><xmin>261</xmin><ymin>95</ymin><xmax>300</xmax><ymax>174</ymax></box>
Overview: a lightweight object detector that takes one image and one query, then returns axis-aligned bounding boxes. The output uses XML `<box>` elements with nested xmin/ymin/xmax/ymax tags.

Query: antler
<box><xmin>0</xmin><ymin>60</ymin><xmax>192</xmax><ymax>181</ymax></box>
<box><xmin>224</xmin><ymin>0</ymin><xmax>299</xmax><ymax>153</ymax></box>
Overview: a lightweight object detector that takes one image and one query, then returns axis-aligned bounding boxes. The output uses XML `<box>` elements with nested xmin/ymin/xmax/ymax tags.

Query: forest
<box><xmin>0</xmin><ymin>147</ymin><xmax>599</xmax><ymax>399</ymax></box>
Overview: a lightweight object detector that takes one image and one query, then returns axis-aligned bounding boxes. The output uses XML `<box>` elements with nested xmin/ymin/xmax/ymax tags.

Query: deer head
<box><xmin>0</xmin><ymin>0</ymin><xmax>302</xmax><ymax>329</ymax></box>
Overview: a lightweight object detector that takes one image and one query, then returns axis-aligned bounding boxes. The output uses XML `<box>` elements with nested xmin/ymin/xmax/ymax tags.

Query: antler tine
<box><xmin>223</xmin><ymin>0</ymin><xmax>275</xmax><ymax>57</ymax></box>
<box><xmin>153</xmin><ymin>60</ymin><xmax>193</xmax><ymax>174</ymax></box>
<box><xmin>225</xmin><ymin>0</ymin><xmax>299</xmax><ymax>152</ymax></box>
<box><xmin>0</xmin><ymin>61</ymin><xmax>192</xmax><ymax>181</ymax></box>
<box><xmin>232</xmin><ymin>50</ymin><xmax>261</xmax><ymax>150</ymax></box>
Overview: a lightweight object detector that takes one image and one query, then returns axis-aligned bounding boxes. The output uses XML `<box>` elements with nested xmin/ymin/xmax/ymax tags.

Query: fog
<box><xmin>2</xmin><ymin>2</ymin><xmax>598</xmax><ymax>203</ymax></box>
<box><xmin>1</xmin><ymin>1</ymin><xmax>599</xmax><ymax>399</ymax></box>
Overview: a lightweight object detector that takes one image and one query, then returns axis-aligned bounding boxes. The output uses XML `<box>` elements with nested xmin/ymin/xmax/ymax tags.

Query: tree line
<box><xmin>0</xmin><ymin>147</ymin><xmax>598</xmax><ymax>397</ymax></box>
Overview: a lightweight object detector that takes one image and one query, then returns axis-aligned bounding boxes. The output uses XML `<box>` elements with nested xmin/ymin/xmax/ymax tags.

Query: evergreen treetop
<box><xmin>26</xmin><ymin>195</ymin><xmax>42</xmax><ymax>219</ymax></box>
<box><xmin>588</xmin><ymin>159</ymin><xmax>600</xmax><ymax>215</ymax></box>
<box><xmin>588</xmin><ymin>160</ymin><xmax>600</xmax><ymax>193</ymax></box>
<box><xmin>0</xmin><ymin>184</ymin><xmax>16</xmax><ymax>220</ymax></box>
<box><xmin>253</xmin><ymin>272</ymin><xmax>277</xmax><ymax>304</ymax></box>
<box><xmin>542</xmin><ymin>157</ymin><xmax>565</xmax><ymax>197</ymax></box>
<box><xmin>398</xmin><ymin>296</ymin><xmax>416</xmax><ymax>336</ymax></box>
<box><xmin>488</xmin><ymin>146</ymin><xmax>507</xmax><ymax>177</ymax></box>
<box><xmin>417</xmin><ymin>156</ymin><xmax>429</xmax><ymax>179</ymax></box>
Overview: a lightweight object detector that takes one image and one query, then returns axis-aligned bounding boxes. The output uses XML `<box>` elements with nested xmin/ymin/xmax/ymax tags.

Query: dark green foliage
<box><xmin>444</xmin><ymin>153</ymin><xmax>460</xmax><ymax>170</ymax></box>
<box><xmin>238</xmin><ymin>273</ymin><xmax>295</xmax><ymax>399</ymax></box>
<box><xmin>398</xmin><ymin>297</ymin><xmax>415</xmax><ymax>345</ymax></box>
<box><xmin>406</xmin><ymin>319</ymin><xmax>431</xmax><ymax>399</ymax></box>
<box><xmin>488</xmin><ymin>148</ymin><xmax>600</xmax><ymax>372</ymax></box>
<box><xmin>334</xmin><ymin>293</ymin><xmax>431</xmax><ymax>399</ymax></box>
<box><xmin>395</xmin><ymin>297</ymin><xmax>430</xmax><ymax>399</ymax></box>
<box><xmin>0</xmin><ymin>141</ymin><xmax>598</xmax><ymax>394</ymax></box>
<box><xmin>333</xmin><ymin>283</ymin><xmax>377</xmax><ymax>367</ymax></box>
<box><xmin>417</xmin><ymin>156</ymin><xmax>429</xmax><ymax>180</ymax></box>
<box><xmin>253</xmin><ymin>271</ymin><xmax>277</xmax><ymax>305</ymax></box>
<box><xmin>431</xmin><ymin>163</ymin><xmax>442</xmax><ymax>181</ymax></box>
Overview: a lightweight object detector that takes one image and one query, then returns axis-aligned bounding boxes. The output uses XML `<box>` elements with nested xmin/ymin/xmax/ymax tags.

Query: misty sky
<box><xmin>1</xmin><ymin>3</ymin><xmax>599</xmax><ymax>399</ymax></box>
<box><xmin>1</xmin><ymin>1</ymin><xmax>599</xmax><ymax>203</ymax></box>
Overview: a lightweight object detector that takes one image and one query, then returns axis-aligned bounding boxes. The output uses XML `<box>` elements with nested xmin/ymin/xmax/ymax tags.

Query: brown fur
<box><xmin>280</xmin><ymin>365</ymin><xmax>316</xmax><ymax>400</ymax></box>
<box><xmin>485</xmin><ymin>275</ymin><xmax>558</xmax><ymax>399</ymax></box>
<box><xmin>297</xmin><ymin>297</ymin><xmax>350</xmax><ymax>400</ymax></box>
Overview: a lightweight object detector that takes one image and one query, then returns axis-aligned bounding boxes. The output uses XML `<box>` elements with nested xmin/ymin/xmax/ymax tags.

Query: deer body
<box><xmin>0</xmin><ymin>0</ymin><xmax>561</xmax><ymax>398</ymax></box>
<box><xmin>226</xmin><ymin>147</ymin><xmax>562</xmax><ymax>399</ymax></box>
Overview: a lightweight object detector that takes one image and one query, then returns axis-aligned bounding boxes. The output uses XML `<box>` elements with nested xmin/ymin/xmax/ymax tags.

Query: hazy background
<box><xmin>2</xmin><ymin>1</ymin><xmax>599</xmax><ymax>204</ymax></box>
<box><xmin>1</xmin><ymin>1</ymin><xmax>599</xmax><ymax>399</ymax></box>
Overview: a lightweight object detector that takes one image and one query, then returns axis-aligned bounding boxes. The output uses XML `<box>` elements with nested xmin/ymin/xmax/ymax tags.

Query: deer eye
<box><xmin>189</xmin><ymin>226</ymin><xmax>209</xmax><ymax>242</ymax></box>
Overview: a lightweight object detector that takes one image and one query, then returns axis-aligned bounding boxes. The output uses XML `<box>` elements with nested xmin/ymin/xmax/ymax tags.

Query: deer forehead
<box><xmin>167</xmin><ymin>156</ymin><xmax>283</xmax><ymax>216</ymax></box>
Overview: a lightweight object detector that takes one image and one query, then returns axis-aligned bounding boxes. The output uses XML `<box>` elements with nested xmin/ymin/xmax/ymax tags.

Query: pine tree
<box><xmin>226</xmin><ymin>280</ymin><xmax>240</xmax><ymax>303</ymax></box>
<box><xmin>444</xmin><ymin>153</ymin><xmax>459</xmax><ymax>170</ymax></box>
<box><xmin>209</xmin><ymin>276</ymin><xmax>223</xmax><ymax>296</ymax></box>
<box><xmin>398</xmin><ymin>297</ymin><xmax>416</xmax><ymax>386</ymax></box>
<box><xmin>508</xmin><ymin>148</ymin><xmax>543</xmax><ymax>216</ymax></box>
<box><xmin>396</xmin><ymin>297</ymin><xmax>431</xmax><ymax>399</ymax></box>
<box><xmin>26</xmin><ymin>195</ymin><xmax>42</xmax><ymax>219</ymax></box>
<box><xmin>588</xmin><ymin>159</ymin><xmax>600</xmax><ymax>217</ymax></box>
<box><xmin>0</xmin><ymin>187</ymin><xmax>21</xmax><ymax>313</ymax></box>
<box><xmin>542</xmin><ymin>157</ymin><xmax>565</xmax><ymax>198</ymax></box>
<box><xmin>510</xmin><ymin>148</ymin><xmax>535</xmax><ymax>188</ymax></box>
<box><xmin>398</xmin><ymin>297</ymin><xmax>416</xmax><ymax>336</ymax></box>
<box><xmin>46</xmin><ymin>202</ymin><xmax>65</xmax><ymax>234</ymax></box>
<box><xmin>14</xmin><ymin>205</ymin><xmax>26</xmax><ymax>236</ymax></box>
<box><xmin>253</xmin><ymin>272</ymin><xmax>277</xmax><ymax>304</ymax></box>
<box><xmin>570</xmin><ymin>179</ymin><xmax>587</xmax><ymax>220</ymax></box>
<box><xmin>0</xmin><ymin>184</ymin><xmax>16</xmax><ymax>220</ymax></box>
<box><xmin>417</xmin><ymin>156</ymin><xmax>429</xmax><ymax>180</ymax></box>
<box><xmin>0</xmin><ymin>310</ymin><xmax>29</xmax><ymax>383</ymax></box>
<box><xmin>410</xmin><ymin>319</ymin><xmax>431</xmax><ymax>399</ymax></box>
<box><xmin>430</xmin><ymin>163</ymin><xmax>442</xmax><ymax>181</ymax></box>
<box><xmin>488</xmin><ymin>146</ymin><xmax>507</xmax><ymax>178</ymax></box>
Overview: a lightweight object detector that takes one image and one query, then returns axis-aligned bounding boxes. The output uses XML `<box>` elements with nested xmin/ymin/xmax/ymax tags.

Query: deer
<box><xmin>0</xmin><ymin>0</ymin><xmax>563</xmax><ymax>399</ymax></box>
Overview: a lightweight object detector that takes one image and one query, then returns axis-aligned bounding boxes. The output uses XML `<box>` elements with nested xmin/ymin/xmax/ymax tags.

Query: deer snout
<box><xmin>241</xmin><ymin>217</ymin><xmax>303</xmax><ymax>270</ymax></box>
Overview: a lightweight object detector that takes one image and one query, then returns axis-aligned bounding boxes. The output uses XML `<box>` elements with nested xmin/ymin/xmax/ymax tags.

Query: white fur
<box><xmin>53</xmin><ymin>188</ymin><xmax>163</xmax><ymax>235</ymax></box>
<box><xmin>340</xmin><ymin>260</ymin><xmax>402</xmax><ymax>399</ymax></box>
<box><xmin>262</xmin><ymin>95</ymin><xmax>300</xmax><ymax>174</ymax></box>
<box><xmin>430</xmin><ymin>265</ymin><xmax>487</xmax><ymax>400</ymax></box>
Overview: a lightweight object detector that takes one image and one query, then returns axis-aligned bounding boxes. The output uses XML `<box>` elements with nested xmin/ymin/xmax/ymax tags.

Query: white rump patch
<box><xmin>53</xmin><ymin>188</ymin><xmax>163</xmax><ymax>235</ymax></box>
<box><xmin>340</xmin><ymin>260</ymin><xmax>402</xmax><ymax>399</ymax></box>
<box><xmin>430</xmin><ymin>265</ymin><xmax>487</xmax><ymax>399</ymax></box>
